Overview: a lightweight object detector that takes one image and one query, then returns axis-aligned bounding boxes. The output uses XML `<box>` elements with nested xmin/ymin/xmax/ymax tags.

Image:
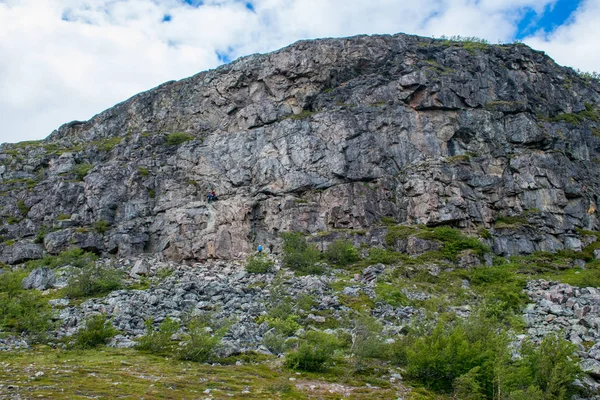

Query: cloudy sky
<box><xmin>0</xmin><ymin>0</ymin><xmax>598</xmax><ymax>144</ymax></box>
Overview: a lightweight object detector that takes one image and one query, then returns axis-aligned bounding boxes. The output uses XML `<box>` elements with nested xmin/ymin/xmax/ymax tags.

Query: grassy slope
<box><xmin>0</xmin><ymin>347</ymin><xmax>423</xmax><ymax>400</ymax></box>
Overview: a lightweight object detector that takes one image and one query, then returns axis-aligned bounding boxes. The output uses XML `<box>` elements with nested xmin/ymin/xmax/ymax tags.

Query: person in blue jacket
<box><xmin>257</xmin><ymin>245</ymin><xmax>263</xmax><ymax>253</ymax></box>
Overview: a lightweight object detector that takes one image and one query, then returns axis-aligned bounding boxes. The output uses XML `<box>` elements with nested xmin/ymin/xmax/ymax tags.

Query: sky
<box><xmin>0</xmin><ymin>0</ymin><xmax>597</xmax><ymax>144</ymax></box>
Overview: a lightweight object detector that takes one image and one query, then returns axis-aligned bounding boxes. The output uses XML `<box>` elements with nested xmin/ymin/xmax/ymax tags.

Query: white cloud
<box><xmin>0</xmin><ymin>0</ymin><xmax>596</xmax><ymax>144</ymax></box>
<box><xmin>524</xmin><ymin>0</ymin><xmax>600</xmax><ymax>74</ymax></box>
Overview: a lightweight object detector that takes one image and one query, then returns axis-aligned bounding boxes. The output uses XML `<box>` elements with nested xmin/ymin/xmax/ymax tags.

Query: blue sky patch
<box><xmin>162</xmin><ymin>14</ymin><xmax>172</xmax><ymax>22</ymax></box>
<box><xmin>246</xmin><ymin>2</ymin><xmax>255</xmax><ymax>12</ymax></box>
<box><xmin>515</xmin><ymin>0</ymin><xmax>582</xmax><ymax>39</ymax></box>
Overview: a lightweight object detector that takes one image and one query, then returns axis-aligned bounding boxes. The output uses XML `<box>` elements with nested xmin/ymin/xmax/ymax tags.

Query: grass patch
<box><xmin>165</xmin><ymin>132</ymin><xmax>194</xmax><ymax>146</ymax></box>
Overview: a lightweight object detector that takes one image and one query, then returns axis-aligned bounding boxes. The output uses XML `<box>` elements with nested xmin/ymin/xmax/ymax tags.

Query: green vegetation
<box><xmin>494</xmin><ymin>214</ymin><xmax>529</xmax><ymax>228</ymax></box>
<box><xmin>282</xmin><ymin>110</ymin><xmax>315</xmax><ymax>121</ymax></box>
<box><xmin>285</xmin><ymin>331</ymin><xmax>342</xmax><ymax>372</ymax></box>
<box><xmin>72</xmin><ymin>163</ymin><xmax>93</xmax><ymax>180</ymax></box>
<box><xmin>56</xmin><ymin>213</ymin><xmax>71</xmax><ymax>221</ymax></box>
<box><xmin>137</xmin><ymin>167</ymin><xmax>150</xmax><ymax>177</ymax></box>
<box><xmin>94</xmin><ymin>137</ymin><xmax>122</xmax><ymax>152</ymax></box>
<box><xmin>94</xmin><ymin>219</ymin><xmax>110</xmax><ymax>234</ymax></box>
<box><xmin>281</xmin><ymin>232</ymin><xmax>323</xmax><ymax>274</ymax></box>
<box><xmin>544</xmin><ymin>103</ymin><xmax>600</xmax><ymax>125</ymax></box>
<box><xmin>575</xmin><ymin>69</ymin><xmax>600</xmax><ymax>84</ymax></box>
<box><xmin>26</xmin><ymin>247</ymin><xmax>98</xmax><ymax>270</ymax></box>
<box><xmin>417</xmin><ymin>226</ymin><xmax>488</xmax><ymax>260</ymax></box>
<box><xmin>324</xmin><ymin>239</ymin><xmax>360</xmax><ymax>267</ymax></box>
<box><xmin>245</xmin><ymin>253</ymin><xmax>275</xmax><ymax>273</ymax></box>
<box><xmin>177</xmin><ymin>316</ymin><xmax>229</xmax><ymax>363</ymax></box>
<box><xmin>398</xmin><ymin>311</ymin><xmax>580</xmax><ymax>399</ymax></box>
<box><xmin>0</xmin><ymin>346</ymin><xmax>396</xmax><ymax>399</ymax></box>
<box><xmin>72</xmin><ymin>315</ymin><xmax>119</xmax><ymax>349</ymax></box>
<box><xmin>16</xmin><ymin>200</ymin><xmax>29</xmax><ymax>216</ymax></box>
<box><xmin>135</xmin><ymin>317</ymin><xmax>179</xmax><ymax>356</ymax></box>
<box><xmin>64</xmin><ymin>262</ymin><xmax>123</xmax><ymax>298</ymax></box>
<box><xmin>0</xmin><ymin>269</ymin><xmax>54</xmax><ymax>339</ymax></box>
<box><xmin>136</xmin><ymin>316</ymin><xmax>228</xmax><ymax>363</ymax></box>
<box><xmin>148</xmin><ymin>188</ymin><xmax>156</xmax><ymax>198</ymax></box>
<box><xmin>165</xmin><ymin>132</ymin><xmax>194</xmax><ymax>146</ymax></box>
<box><xmin>438</xmin><ymin>35</ymin><xmax>490</xmax><ymax>54</ymax></box>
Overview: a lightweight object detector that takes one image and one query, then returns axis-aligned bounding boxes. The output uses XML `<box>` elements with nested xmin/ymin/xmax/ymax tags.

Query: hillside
<box><xmin>2</xmin><ymin>34</ymin><xmax>600</xmax><ymax>399</ymax></box>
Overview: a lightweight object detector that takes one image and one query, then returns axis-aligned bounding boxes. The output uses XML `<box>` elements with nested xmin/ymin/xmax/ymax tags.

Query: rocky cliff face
<box><xmin>1</xmin><ymin>33</ymin><xmax>600</xmax><ymax>263</ymax></box>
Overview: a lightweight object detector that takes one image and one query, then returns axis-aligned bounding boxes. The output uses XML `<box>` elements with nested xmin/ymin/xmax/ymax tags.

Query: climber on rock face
<box><xmin>208</xmin><ymin>189</ymin><xmax>217</xmax><ymax>203</ymax></box>
<box><xmin>257</xmin><ymin>245</ymin><xmax>263</xmax><ymax>253</ymax></box>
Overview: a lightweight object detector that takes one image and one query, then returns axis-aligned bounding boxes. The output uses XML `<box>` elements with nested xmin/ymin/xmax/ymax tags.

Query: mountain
<box><xmin>1</xmin><ymin>33</ymin><xmax>600</xmax><ymax>266</ymax></box>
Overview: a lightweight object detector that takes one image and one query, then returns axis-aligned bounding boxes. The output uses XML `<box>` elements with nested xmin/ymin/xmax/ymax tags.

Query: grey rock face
<box><xmin>1</xmin><ymin>34</ymin><xmax>599</xmax><ymax>262</ymax></box>
<box><xmin>22</xmin><ymin>268</ymin><xmax>56</xmax><ymax>290</ymax></box>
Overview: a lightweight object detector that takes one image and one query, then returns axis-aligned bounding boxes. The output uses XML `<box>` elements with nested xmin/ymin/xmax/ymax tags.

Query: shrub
<box><xmin>64</xmin><ymin>262</ymin><xmax>122</xmax><ymax>298</ymax></box>
<box><xmin>245</xmin><ymin>253</ymin><xmax>274</xmax><ymax>273</ymax></box>
<box><xmin>350</xmin><ymin>315</ymin><xmax>388</xmax><ymax>370</ymax></box>
<box><xmin>0</xmin><ymin>269</ymin><xmax>53</xmax><ymax>339</ymax></box>
<box><xmin>324</xmin><ymin>239</ymin><xmax>360</xmax><ymax>266</ymax></box>
<box><xmin>499</xmin><ymin>334</ymin><xmax>581</xmax><ymax>399</ymax></box>
<box><xmin>165</xmin><ymin>132</ymin><xmax>194</xmax><ymax>146</ymax></box>
<box><xmin>73</xmin><ymin>315</ymin><xmax>118</xmax><ymax>349</ymax></box>
<box><xmin>26</xmin><ymin>247</ymin><xmax>97</xmax><ymax>270</ymax></box>
<box><xmin>177</xmin><ymin>317</ymin><xmax>228</xmax><ymax>362</ymax></box>
<box><xmin>281</xmin><ymin>232</ymin><xmax>322</xmax><ymax>274</ymax></box>
<box><xmin>135</xmin><ymin>318</ymin><xmax>180</xmax><ymax>355</ymax></box>
<box><xmin>404</xmin><ymin>313</ymin><xmax>508</xmax><ymax>394</ymax></box>
<box><xmin>257</xmin><ymin>315</ymin><xmax>301</xmax><ymax>336</ymax></box>
<box><xmin>285</xmin><ymin>331</ymin><xmax>341</xmax><ymax>372</ymax></box>
<box><xmin>94</xmin><ymin>220</ymin><xmax>110</xmax><ymax>234</ymax></box>
<box><xmin>262</xmin><ymin>331</ymin><xmax>289</xmax><ymax>355</ymax></box>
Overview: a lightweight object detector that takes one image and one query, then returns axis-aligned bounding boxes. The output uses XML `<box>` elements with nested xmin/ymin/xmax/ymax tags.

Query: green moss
<box><xmin>3</xmin><ymin>239</ymin><xmax>15</xmax><ymax>246</ymax></box>
<box><xmin>57</xmin><ymin>214</ymin><xmax>71</xmax><ymax>221</ymax></box>
<box><xmin>148</xmin><ymin>188</ymin><xmax>156</xmax><ymax>198</ymax></box>
<box><xmin>339</xmin><ymin>292</ymin><xmax>374</xmax><ymax>312</ymax></box>
<box><xmin>478</xmin><ymin>228</ymin><xmax>492</xmax><ymax>239</ymax></box>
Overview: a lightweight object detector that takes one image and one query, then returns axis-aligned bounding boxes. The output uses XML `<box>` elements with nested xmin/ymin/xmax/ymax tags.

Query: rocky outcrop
<box><xmin>22</xmin><ymin>267</ymin><xmax>56</xmax><ymax>290</ymax></box>
<box><xmin>1</xmin><ymin>34</ymin><xmax>600</xmax><ymax>262</ymax></box>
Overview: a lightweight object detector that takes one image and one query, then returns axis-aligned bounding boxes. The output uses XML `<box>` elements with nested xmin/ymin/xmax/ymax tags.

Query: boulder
<box><xmin>22</xmin><ymin>268</ymin><xmax>56</xmax><ymax>290</ymax></box>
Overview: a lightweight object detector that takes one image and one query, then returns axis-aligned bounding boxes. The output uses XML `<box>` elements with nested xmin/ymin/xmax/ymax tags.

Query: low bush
<box><xmin>0</xmin><ymin>269</ymin><xmax>53</xmax><ymax>339</ymax></box>
<box><xmin>177</xmin><ymin>316</ymin><xmax>228</xmax><ymax>362</ymax></box>
<box><xmin>285</xmin><ymin>331</ymin><xmax>341</xmax><ymax>372</ymax></box>
<box><xmin>135</xmin><ymin>317</ymin><xmax>180</xmax><ymax>355</ymax></box>
<box><xmin>350</xmin><ymin>315</ymin><xmax>388</xmax><ymax>370</ymax></box>
<box><xmin>281</xmin><ymin>232</ymin><xmax>323</xmax><ymax>274</ymax></box>
<box><xmin>64</xmin><ymin>262</ymin><xmax>122</xmax><ymax>298</ymax></box>
<box><xmin>72</xmin><ymin>315</ymin><xmax>118</xmax><ymax>349</ymax></box>
<box><xmin>245</xmin><ymin>253</ymin><xmax>274</xmax><ymax>273</ymax></box>
<box><xmin>324</xmin><ymin>239</ymin><xmax>360</xmax><ymax>266</ymax></box>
